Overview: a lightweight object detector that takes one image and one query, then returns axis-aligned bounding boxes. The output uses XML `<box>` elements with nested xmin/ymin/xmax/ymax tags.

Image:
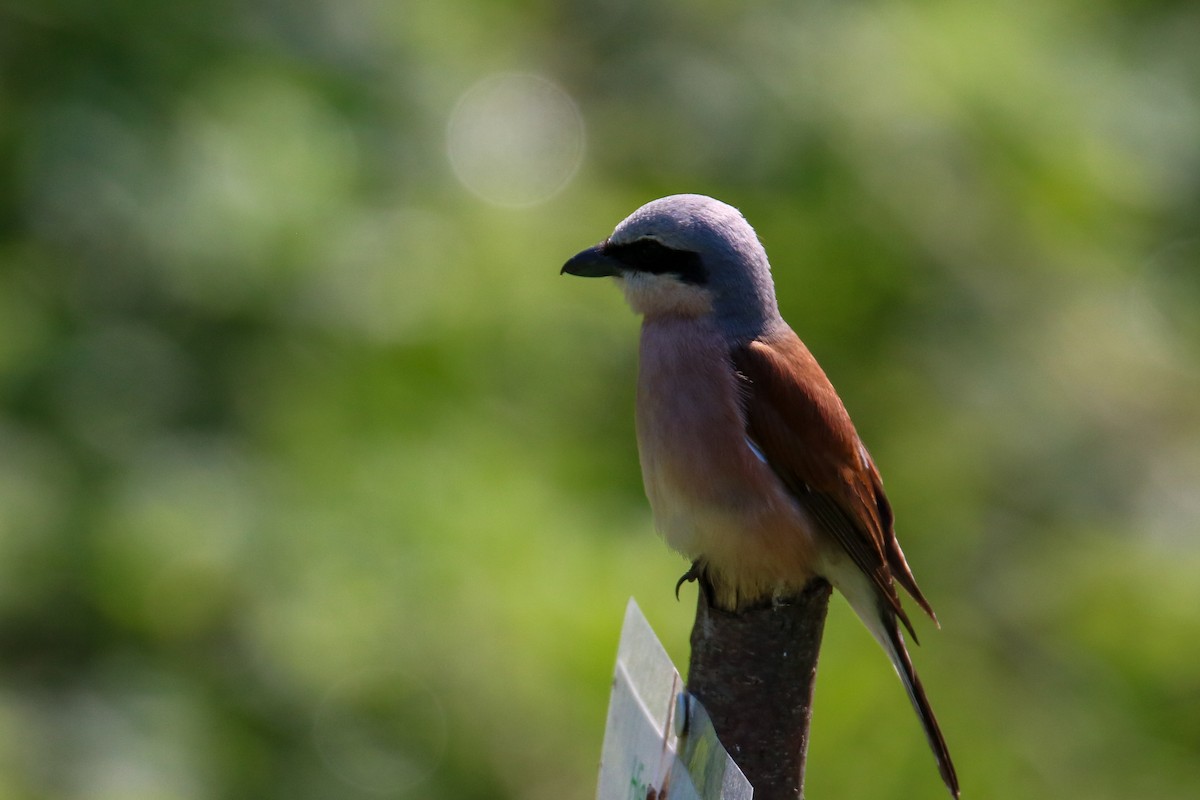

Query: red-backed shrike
<box><xmin>562</xmin><ymin>194</ymin><xmax>958</xmax><ymax>797</ymax></box>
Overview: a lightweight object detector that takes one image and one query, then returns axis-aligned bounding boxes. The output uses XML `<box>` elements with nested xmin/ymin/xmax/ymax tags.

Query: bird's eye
<box><xmin>604</xmin><ymin>239</ymin><xmax>708</xmax><ymax>285</ymax></box>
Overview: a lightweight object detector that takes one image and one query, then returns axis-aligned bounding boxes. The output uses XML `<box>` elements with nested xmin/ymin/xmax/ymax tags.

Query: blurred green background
<box><xmin>1</xmin><ymin>1</ymin><xmax>1198</xmax><ymax>798</ymax></box>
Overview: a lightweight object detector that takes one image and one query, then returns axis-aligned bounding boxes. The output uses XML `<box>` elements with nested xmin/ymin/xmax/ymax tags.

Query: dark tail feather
<box><xmin>882</xmin><ymin>613</ymin><xmax>960</xmax><ymax>798</ymax></box>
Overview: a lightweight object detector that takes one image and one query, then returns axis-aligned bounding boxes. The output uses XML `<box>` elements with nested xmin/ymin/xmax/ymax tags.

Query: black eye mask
<box><xmin>603</xmin><ymin>239</ymin><xmax>708</xmax><ymax>286</ymax></box>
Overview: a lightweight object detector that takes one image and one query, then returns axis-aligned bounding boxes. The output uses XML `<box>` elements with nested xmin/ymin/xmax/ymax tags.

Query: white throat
<box><xmin>617</xmin><ymin>272</ymin><xmax>713</xmax><ymax>318</ymax></box>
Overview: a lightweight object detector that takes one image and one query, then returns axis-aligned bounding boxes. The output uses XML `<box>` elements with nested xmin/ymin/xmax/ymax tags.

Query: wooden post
<box><xmin>685</xmin><ymin>579</ymin><xmax>832</xmax><ymax>800</ymax></box>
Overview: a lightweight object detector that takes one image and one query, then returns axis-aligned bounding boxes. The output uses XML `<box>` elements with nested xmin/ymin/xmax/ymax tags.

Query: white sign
<box><xmin>596</xmin><ymin>599</ymin><xmax>752</xmax><ymax>800</ymax></box>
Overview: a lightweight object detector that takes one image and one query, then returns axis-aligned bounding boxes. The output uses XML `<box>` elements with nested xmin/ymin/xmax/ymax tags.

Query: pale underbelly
<box><xmin>635</xmin><ymin>317</ymin><xmax>823</xmax><ymax>600</ymax></box>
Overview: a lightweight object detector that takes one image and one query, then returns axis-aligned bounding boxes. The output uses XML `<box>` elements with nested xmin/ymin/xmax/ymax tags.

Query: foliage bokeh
<box><xmin>1</xmin><ymin>1</ymin><xmax>1198</xmax><ymax>798</ymax></box>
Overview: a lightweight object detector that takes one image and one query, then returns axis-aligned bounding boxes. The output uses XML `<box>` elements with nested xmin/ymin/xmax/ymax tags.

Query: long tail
<box><xmin>878</xmin><ymin>611</ymin><xmax>960</xmax><ymax>798</ymax></box>
<box><xmin>831</xmin><ymin>564</ymin><xmax>960</xmax><ymax>798</ymax></box>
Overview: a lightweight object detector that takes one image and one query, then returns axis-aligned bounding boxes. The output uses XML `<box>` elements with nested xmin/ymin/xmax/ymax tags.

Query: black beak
<box><xmin>561</xmin><ymin>245</ymin><xmax>623</xmax><ymax>278</ymax></box>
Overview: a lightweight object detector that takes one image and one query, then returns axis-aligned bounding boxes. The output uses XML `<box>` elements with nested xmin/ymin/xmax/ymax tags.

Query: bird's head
<box><xmin>562</xmin><ymin>194</ymin><xmax>782</xmax><ymax>340</ymax></box>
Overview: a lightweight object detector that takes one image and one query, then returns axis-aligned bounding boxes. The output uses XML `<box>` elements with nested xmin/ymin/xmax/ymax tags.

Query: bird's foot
<box><xmin>676</xmin><ymin>561</ymin><xmax>717</xmax><ymax>608</ymax></box>
<box><xmin>675</xmin><ymin>561</ymin><xmax>702</xmax><ymax>601</ymax></box>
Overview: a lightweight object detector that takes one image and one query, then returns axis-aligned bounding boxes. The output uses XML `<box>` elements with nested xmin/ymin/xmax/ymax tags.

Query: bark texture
<box><xmin>686</xmin><ymin>579</ymin><xmax>833</xmax><ymax>800</ymax></box>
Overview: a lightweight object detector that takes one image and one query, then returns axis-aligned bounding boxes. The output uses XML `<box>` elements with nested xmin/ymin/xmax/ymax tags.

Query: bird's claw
<box><xmin>675</xmin><ymin>561</ymin><xmax>702</xmax><ymax>600</ymax></box>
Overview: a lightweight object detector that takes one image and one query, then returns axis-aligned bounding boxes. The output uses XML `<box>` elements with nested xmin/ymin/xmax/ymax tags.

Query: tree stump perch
<box><xmin>686</xmin><ymin>578</ymin><xmax>833</xmax><ymax>800</ymax></box>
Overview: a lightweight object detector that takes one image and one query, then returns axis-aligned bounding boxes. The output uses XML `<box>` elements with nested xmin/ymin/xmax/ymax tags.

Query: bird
<box><xmin>561</xmin><ymin>194</ymin><xmax>958</xmax><ymax>798</ymax></box>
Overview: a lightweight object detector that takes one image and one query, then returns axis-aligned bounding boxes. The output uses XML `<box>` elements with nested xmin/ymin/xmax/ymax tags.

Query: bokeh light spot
<box><xmin>446</xmin><ymin>73</ymin><xmax>585</xmax><ymax>208</ymax></box>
